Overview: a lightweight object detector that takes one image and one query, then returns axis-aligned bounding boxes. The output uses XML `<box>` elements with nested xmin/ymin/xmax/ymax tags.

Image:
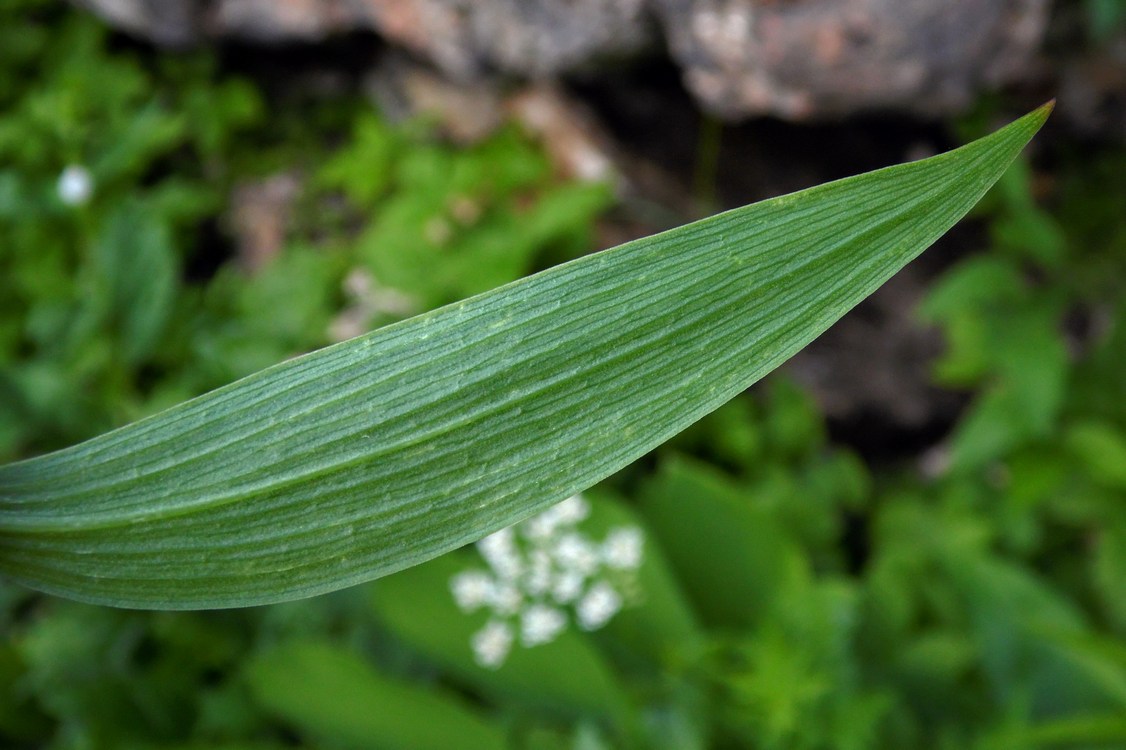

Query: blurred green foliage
<box><xmin>2</xmin><ymin>2</ymin><xmax>1125</xmax><ymax>749</ymax></box>
<box><xmin>0</xmin><ymin>1</ymin><xmax>608</xmax><ymax>462</ymax></box>
<box><xmin>0</xmin><ymin>1</ymin><xmax>262</xmax><ymax>455</ymax></box>
<box><xmin>1086</xmin><ymin>0</ymin><xmax>1126</xmax><ymax>41</ymax></box>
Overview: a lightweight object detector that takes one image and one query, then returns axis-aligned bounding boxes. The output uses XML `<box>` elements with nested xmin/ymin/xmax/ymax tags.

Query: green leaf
<box><xmin>92</xmin><ymin>200</ymin><xmax>178</xmax><ymax>363</ymax></box>
<box><xmin>1092</xmin><ymin>523</ymin><xmax>1126</xmax><ymax>631</ymax></box>
<box><xmin>1067</xmin><ymin>421</ymin><xmax>1126</xmax><ymax>490</ymax></box>
<box><xmin>638</xmin><ymin>457</ymin><xmax>801</xmax><ymax>629</ymax></box>
<box><xmin>1016</xmin><ymin>713</ymin><xmax>1126</xmax><ymax>747</ymax></box>
<box><xmin>946</xmin><ymin>305</ymin><xmax>1068</xmax><ymax>471</ymax></box>
<box><xmin>0</xmin><ymin>103</ymin><xmax>1053</xmax><ymax>609</ymax></box>
<box><xmin>245</xmin><ymin>640</ymin><xmax>507</xmax><ymax>750</ymax></box>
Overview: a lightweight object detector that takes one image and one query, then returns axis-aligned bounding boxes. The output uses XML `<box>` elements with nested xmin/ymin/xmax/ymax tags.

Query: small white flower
<box><xmin>521</xmin><ymin>495</ymin><xmax>587</xmax><ymax>540</ymax></box>
<box><xmin>552</xmin><ymin>495</ymin><xmax>590</xmax><ymax>525</ymax></box>
<box><xmin>488</xmin><ymin>581</ymin><xmax>523</xmax><ymax>616</ymax></box>
<box><xmin>57</xmin><ymin>165</ymin><xmax>93</xmax><ymax>206</ymax></box>
<box><xmin>471</xmin><ymin>620</ymin><xmax>513</xmax><ymax>669</ymax></box>
<box><xmin>478</xmin><ymin>527</ymin><xmax>515</xmax><ymax>559</ymax></box>
<box><xmin>602</xmin><ymin>527</ymin><xmax>644</xmax><ymax>570</ymax></box>
<box><xmin>551</xmin><ymin>570</ymin><xmax>586</xmax><ymax>604</ymax></box>
<box><xmin>450</xmin><ymin>569</ymin><xmax>493</xmax><ymax>612</ymax></box>
<box><xmin>524</xmin><ymin>549</ymin><xmax>554</xmax><ymax>597</ymax></box>
<box><xmin>520</xmin><ymin>604</ymin><xmax>566</xmax><ymax>647</ymax></box>
<box><xmin>577</xmin><ymin>582</ymin><xmax>621</xmax><ymax>631</ymax></box>
<box><xmin>478</xmin><ymin>527</ymin><xmax>521</xmax><ymax>579</ymax></box>
<box><xmin>554</xmin><ymin>532</ymin><xmax>600</xmax><ymax>576</ymax></box>
<box><xmin>521</xmin><ymin>509</ymin><xmax>562</xmax><ymax>541</ymax></box>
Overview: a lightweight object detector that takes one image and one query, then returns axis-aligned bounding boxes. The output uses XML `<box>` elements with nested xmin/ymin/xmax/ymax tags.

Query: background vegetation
<box><xmin>1</xmin><ymin>1</ymin><xmax>1124</xmax><ymax>748</ymax></box>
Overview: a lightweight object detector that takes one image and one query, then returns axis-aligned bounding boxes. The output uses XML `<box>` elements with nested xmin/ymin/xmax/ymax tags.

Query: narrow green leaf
<box><xmin>1015</xmin><ymin>713</ymin><xmax>1126</xmax><ymax>746</ymax></box>
<box><xmin>246</xmin><ymin>640</ymin><xmax>507</xmax><ymax>750</ymax></box>
<box><xmin>638</xmin><ymin>457</ymin><xmax>800</xmax><ymax>628</ymax></box>
<box><xmin>93</xmin><ymin>200</ymin><xmax>177</xmax><ymax>363</ymax></box>
<box><xmin>0</xmin><ymin>104</ymin><xmax>1053</xmax><ymax>609</ymax></box>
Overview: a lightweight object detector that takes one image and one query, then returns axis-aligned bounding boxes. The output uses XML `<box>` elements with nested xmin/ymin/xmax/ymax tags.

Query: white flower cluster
<box><xmin>450</xmin><ymin>494</ymin><xmax>645</xmax><ymax>669</ymax></box>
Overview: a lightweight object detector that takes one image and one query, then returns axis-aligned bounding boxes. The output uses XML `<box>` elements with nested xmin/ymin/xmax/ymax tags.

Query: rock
<box><xmin>354</xmin><ymin>0</ymin><xmax>652</xmax><ymax>78</ymax></box>
<box><xmin>72</xmin><ymin>0</ymin><xmax>199</xmax><ymax>47</ymax></box>
<box><xmin>71</xmin><ymin>0</ymin><xmax>1048</xmax><ymax>120</ymax></box>
<box><xmin>213</xmin><ymin>0</ymin><xmax>360</xmax><ymax>41</ymax></box>
<box><xmin>654</xmin><ymin>0</ymin><xmax>1050</xmax><ymax>119</ymax></box>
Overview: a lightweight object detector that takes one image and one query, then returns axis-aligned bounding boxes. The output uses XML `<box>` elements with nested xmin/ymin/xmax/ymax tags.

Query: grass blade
<box><xmin>0</xmin><ymin>104</ymin><xmax>1053</xmax><ymax>608</ymax></box>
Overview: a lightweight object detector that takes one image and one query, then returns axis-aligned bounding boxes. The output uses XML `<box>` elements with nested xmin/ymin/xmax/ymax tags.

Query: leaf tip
<box><xmin>1027</xmin><ymin>99</ymin><xmax>1056</xmax><ymax>129</ymax></box>
<box><xmin>998</xmin><ymin>99</ymin><xmax>1054</xmax><ymax>148</ymax></box>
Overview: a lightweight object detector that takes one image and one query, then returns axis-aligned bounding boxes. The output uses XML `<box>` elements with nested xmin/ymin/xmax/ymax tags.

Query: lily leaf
<box><xmin>0</xmin><ymin>104</ymin><xmax>1053</xmax><ymax>609</ymax></box>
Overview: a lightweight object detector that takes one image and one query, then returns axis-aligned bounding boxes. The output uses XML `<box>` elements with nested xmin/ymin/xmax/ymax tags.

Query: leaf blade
<box><xmin>0</xmin><ymin>104</ymin><xmax>1053</xmax><ymax>608</ymax></box>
